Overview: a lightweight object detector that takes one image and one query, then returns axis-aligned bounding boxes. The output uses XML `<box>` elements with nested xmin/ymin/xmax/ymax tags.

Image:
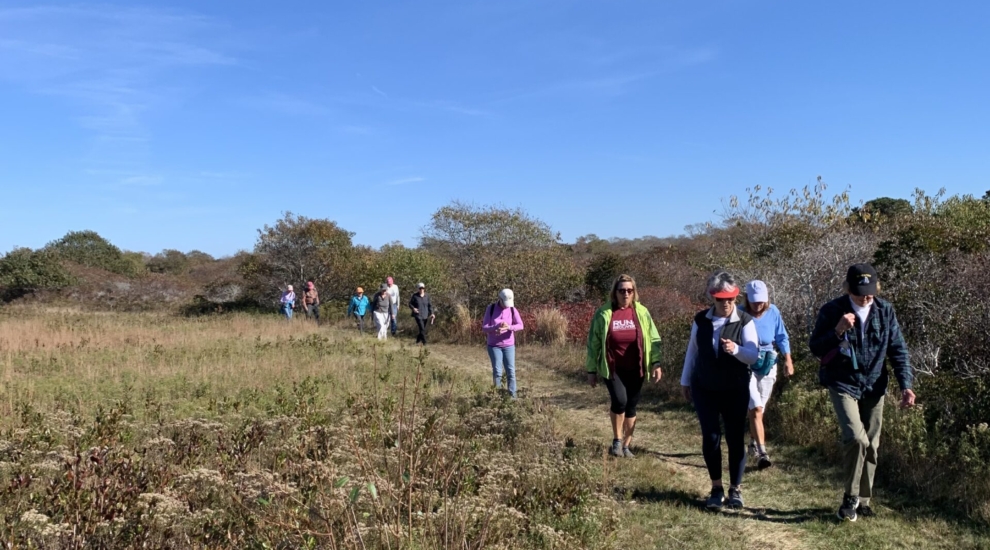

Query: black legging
<box><xmin>415</xmin><ymin>317</ymin><xmax>429</xmax><ymax>344</ymax></box>
<box><xmin>603</xmin><ymin>369</ymin><xmax>644</xmax><ymax>417</ymax></box>
<box><xmin>692</xmin><ymin>384</ymin><xmax>749</xmax><ymax>486</ymax></box>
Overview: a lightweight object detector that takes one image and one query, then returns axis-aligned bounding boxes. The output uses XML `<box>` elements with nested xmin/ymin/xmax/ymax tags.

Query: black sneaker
<box><xmin>856</xmin><ymin>504</ymin><xmax>876</xmax><ymax>518</ymax></box>
<box><xmin>837</xmin><ymin>494</ymin><xmax>859</xmax><ymax>522</ymax></box>
<box><xmin>705</xmin><ymin>486</ymin><xmax>725</xmax><ymax>511</ymax></box>
<box><xmin>726</xmin><ymin>487</ymin><xmax>744</xmax><ymax>509</ymax></box>
<box><xmin>609</xmin><ymin>440</ymin><xmax>623</xmax><ymax>457</ymax></box>
<box><xmin>622</xmin><ymin>446</ymin><xmax>635</xmax><ymax>458</ymax></box>
<box><xmin>757</xmin><ymin>453</ymin><xmax>773</xmax><ymax>470</ymax></box>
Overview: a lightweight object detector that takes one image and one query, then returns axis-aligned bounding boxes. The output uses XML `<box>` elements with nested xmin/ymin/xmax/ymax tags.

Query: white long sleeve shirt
<box><xmin>680</xmin><ymin>307</ymin><xmax>760</xmax><ymax>386</ymax></box>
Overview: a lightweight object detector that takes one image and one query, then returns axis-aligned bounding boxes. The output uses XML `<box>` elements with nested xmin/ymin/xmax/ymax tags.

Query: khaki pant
<box><xmin>829</xmin><ymin>389</ymin><xmax>884</xmax><ymax>503</ymax></box>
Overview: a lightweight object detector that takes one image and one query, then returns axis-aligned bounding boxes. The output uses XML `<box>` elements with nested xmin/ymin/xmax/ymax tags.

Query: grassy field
<box><xmin>0</xmin><ymin>308</ymin><xmax>987</xmax><ymax>549</ymax></box>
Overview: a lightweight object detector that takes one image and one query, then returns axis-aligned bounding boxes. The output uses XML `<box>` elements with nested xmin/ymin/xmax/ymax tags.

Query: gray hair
<box><xmin>706</xmin><ymin>271</ymin><xmax>737</xmax><ymax>295</ymax></box>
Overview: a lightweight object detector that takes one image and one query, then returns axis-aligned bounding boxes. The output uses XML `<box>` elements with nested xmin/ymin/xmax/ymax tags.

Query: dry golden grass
<box><xmin>532</xmin><ymin>307</ymin><xmax>568</xmax><ymax>346</ymax></box>
<box><xmin>0</xmin><ymin>307</ymin><xmax>380</xmax><ymax>423</ymax></box>
<box><xmin>0</xmin><ymin>308</ymin><xmax>618</xmax><ymax>549</ymax></box>
<box><xmin>448</xmin><ymin>302</ymin><xmax>473</xmax><ymax>344</ymax></box>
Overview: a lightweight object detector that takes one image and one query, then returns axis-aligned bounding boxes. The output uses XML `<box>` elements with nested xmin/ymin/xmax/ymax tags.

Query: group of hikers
<box><xmin>278</xmin><ymin>262</ymin><xmax>913</xmax><ymax>522</ymax></box>
<box><xmin>585</xmin><ymin>263</ymin><xmax>913</xmax><ymax>521</ymax></box>
<box><xmin>280</xmin><ymin>277</ymin><xmax>441</xmax><ymax>344</ymax></box>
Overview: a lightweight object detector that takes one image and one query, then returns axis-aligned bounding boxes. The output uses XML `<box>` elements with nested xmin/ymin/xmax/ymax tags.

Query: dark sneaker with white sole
<box><xmin>726</xmin><ymin>487</ymin><xmax>744</xmax><ymax>509</ymax></box>
<box><xmin>856</xmin><ymin>504</ymin><xmax>876</xmax><ymax>518</ymax></box>
<box><xmin>757</xmin><ymin>453</ymin><xmax>773</xmax><ymax>470</ymax></box>
<box><xmin>705</xmin><ymin>486</ymin><xmax>725</xmax><ymax>511</ymax></box>
<box><xmin>837</xmin><ymin>494</ymin><xmax>859</xmax><ymax>522</ymax></box>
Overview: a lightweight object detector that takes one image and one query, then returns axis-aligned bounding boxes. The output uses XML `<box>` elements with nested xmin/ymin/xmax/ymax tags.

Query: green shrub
<box><xmin>0</xmin><ymin>248</ymin><xmax>74</xmax><ymax>299</ymax></box>
<box><xmin>44</xmin><ymin>230</ymin><xmax>137</xmax><ymax>276</ymax></box>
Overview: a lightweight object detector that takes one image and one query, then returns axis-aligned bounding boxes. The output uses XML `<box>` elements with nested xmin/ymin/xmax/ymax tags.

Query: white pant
<box><xmin>373</xmin><ymin>311</ymin><xmax>390</xmax><ymax>340</ymax></box>
<box><xmin>749</xmin><ymin>365</ymin><xmax>777</xmax><ymax>410</ymax></box>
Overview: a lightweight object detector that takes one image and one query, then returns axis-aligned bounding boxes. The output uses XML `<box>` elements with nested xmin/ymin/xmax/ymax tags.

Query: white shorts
<box><xmin>749</xmin><ymin>365</ymin><xmax>777</xmax><ymax>411</ymax></box>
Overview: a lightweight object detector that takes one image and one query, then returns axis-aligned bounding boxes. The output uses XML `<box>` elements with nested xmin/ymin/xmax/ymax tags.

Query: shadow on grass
<box><xmin>622</xmin><ymin>486</ymin><xmax>835</xmax><ymax>524</ymax></box>
<box><xmin>643</xmin><ymin>449</ymin><xmax>708</xmax><ymax>470</ymax></box>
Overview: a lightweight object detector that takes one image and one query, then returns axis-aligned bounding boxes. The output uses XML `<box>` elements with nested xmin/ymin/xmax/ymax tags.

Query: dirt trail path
<box><xmin>416</xmin><ymin>340</ymin><xmax>987</xmax><ymax>550</ymax></box>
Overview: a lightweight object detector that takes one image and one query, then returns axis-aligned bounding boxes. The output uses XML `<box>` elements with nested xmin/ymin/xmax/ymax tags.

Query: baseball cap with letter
<box><xmin>846</xmin><ymin>263</ymin><xmax>878</xmax><ymax>296</ymax></box>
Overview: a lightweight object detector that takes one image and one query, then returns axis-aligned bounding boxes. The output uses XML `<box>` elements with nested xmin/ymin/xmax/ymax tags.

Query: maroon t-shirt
<box><xmin>606</xmin><ymin>307</ymin><xmax>642</xmax><ymax>374</ymax></box>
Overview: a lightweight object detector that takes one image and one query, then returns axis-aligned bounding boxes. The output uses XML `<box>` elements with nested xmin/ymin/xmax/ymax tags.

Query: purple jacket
<box><xmin>482</xmin><ymin>303</ymin><xmax>524</xmax><ymax>348</ymax></box>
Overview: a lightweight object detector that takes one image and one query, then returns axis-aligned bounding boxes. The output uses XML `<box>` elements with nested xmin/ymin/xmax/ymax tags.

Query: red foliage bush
<box><xmin>636</xmin><ymin>286</ymin><xmax>701</xmax><ymax>325</ymax></box>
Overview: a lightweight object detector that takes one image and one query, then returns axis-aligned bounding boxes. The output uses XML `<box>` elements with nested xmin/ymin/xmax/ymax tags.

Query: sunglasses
<box><xmin>617</xmin><ymin>288</ymin><xmax>635</xmax><ymax>294</ymax></box>
<box><xmin>714</xmin><ymin>297</ymin><xmax>735</xmax><ymax>303</ymax></box>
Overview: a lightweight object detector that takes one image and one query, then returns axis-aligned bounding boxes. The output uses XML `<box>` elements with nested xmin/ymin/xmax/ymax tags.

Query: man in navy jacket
<box><xmin>809</xmin><ymin>263</ymin><xmax>915</xmax><ymax>522</ymax></box>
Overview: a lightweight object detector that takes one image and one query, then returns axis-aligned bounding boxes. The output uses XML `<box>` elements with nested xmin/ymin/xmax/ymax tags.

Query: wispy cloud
<box><xmin>0</xmin><ymin>4</ymin><xmax>238</xmax><ymax>167</ymax></box>
<box><xmin>339</xmin><ymin>125</ymin><xmax>375</xmax><ymax>135</ymax></box>
<box><xmin>386</xmin><ymin>177</ymin><xmax>425</xmax><ymax>186</ymax></box>
<box><xmin>120</xmin><ymin>175</ymin><xmax>163</xmax><ymax>186</ymax></box>
<box><xmin>239</xmin><ymin>93</ymin><xmax>332</xmax><ymax>117</ymax></box>
<box><xmin>197</xmin><ymin>171</ymin><xmax>252</xmax><ymax>180</ymax></box>
<box><xmin>490</xmin><ymin>46</ymin><xmax>717</xmax><ymax>104</ymax></box>
<box><xmin>371</xmin><ymin>85</ymin><xmax>388</xmax><ymax>98</ymax></box>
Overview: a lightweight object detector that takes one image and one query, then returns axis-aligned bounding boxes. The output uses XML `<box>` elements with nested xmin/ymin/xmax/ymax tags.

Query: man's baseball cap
<box><xmin>847</xmin><ymin>263</ymin><xmax>878</xmax><ymax>296</ymax></box>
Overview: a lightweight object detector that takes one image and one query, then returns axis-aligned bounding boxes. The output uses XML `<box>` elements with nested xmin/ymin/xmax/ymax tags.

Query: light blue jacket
<box><xmin>347</xmin><ymin>295</ymin><xmax>369</xmax><ymax>316</ymax></box>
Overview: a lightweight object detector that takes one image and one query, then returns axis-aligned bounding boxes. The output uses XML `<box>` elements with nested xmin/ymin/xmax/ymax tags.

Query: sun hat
<box><xmin>287</xmin><ymin>285</ymin><xmax>293</xmax><ymax>291</ymax></box>
<box><xmin>417</xmin><ymin>282</ymin><xmax>425</xmax><ymax>289</ymax></box>
<box><xmin>380</xmin><ymin>283</ymin><xmax>388</xmax><ymax>291</ymax></box>
<box><xmin>710</xmin><ymin>286</ymin><xmax>740</xmax><ymax>299</ymax></box>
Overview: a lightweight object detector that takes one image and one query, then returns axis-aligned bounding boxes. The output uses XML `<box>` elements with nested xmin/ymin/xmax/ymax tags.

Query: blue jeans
<box><xmin>281</xmin><ymin>303</ymin><xmax>293</xmax><ymax>319</ymax></box>
<box><xmin>488</xmin><ymin>345</ymin><xmax>516</xmax><ymax>397</ymax></box>
<box><xmin>390</xmin><ymin>306</ymin><xmax>398</xmax><ymax>335</ymax></box>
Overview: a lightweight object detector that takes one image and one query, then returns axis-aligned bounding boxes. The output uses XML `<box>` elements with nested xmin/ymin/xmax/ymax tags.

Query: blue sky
<box><xmin>2</xmin><ymin>1</ymin><xmax>988</xmax><ymax>256</ymax></box>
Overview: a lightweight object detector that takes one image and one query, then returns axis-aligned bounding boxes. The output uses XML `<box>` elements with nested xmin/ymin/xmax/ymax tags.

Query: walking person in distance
<box><xmin>482</xmin><ymin>289</ymin><xmax>524</xmax><ymax>397</ymax></box>
<box><xmin>409</xmin><ymin>282</ymin><xmax>435</xmax><ymax>345</ymax></box>
<box><xmin>386</xmin><ymin>277</ymin><xmax>400</xmax><ymax>336</ymax></box>
<box><xmin>586</xmin><ymin>275</ymin><xmax>662</xmax><ymax>459</ymax></box>
<box><xmin>279</xmin><ymin>285</ymin><xmax>295</xmax><ymax>320</ymax></box>
<box><xmin>301</xmin><ymin>280</ymin><xmax>320</xmax><ymax>324</ymax></box>
<box><xmin>371</xmin><ymin>284</ymin><xmax>394</xmax><ymax>340</ymax></box>
<box><xmin>347</xmin><ymin>287</ymin><xmax>369</xmax><ymax>333</ymax></box>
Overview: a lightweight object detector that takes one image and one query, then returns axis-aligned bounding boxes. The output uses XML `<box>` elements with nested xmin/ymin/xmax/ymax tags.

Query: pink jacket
<box><xmin>482</xmin><ymin>303</ymin><xmax>524</xmax><ymax>347</ymax></box>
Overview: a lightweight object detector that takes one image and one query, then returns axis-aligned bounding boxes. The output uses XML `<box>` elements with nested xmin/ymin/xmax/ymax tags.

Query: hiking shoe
<box><xmin>837</xmin><ymin>494</ymin><xmax>859</xmax><ymax>522</ymax></box>
<box><xmin>757</xmin><ymin>452</ymin><xmax>773</xmax><ymax>470</ymax></box>
<box><xmin>726</xmin><ymin>487</ymin><xmax>744</xmax><ymax>509</ymax></box>
<box><xmin>856</xmin><ymin>504</ymin><xmax>876</xmax><ymax>518</ymax></box>
<box><xmin>705</xmin><ymin>486</ymin><xmax>725</xmax><ymax>511</ymax></box>
<box><xmin>622</xmin><ymin>446</ymin><xmax>635</xmax><ymax>458</ymax></box>
<box><xmin>609</xmin><ymin>440</ymin><xmax>623</xmax><ymax>458</ymax></box>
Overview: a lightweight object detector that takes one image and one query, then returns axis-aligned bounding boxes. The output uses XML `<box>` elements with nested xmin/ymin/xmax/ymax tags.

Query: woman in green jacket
<box><xmin>586</xmin><ymin>274</ymin><xmax>663</xmax><ymax>458</ymax></box>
